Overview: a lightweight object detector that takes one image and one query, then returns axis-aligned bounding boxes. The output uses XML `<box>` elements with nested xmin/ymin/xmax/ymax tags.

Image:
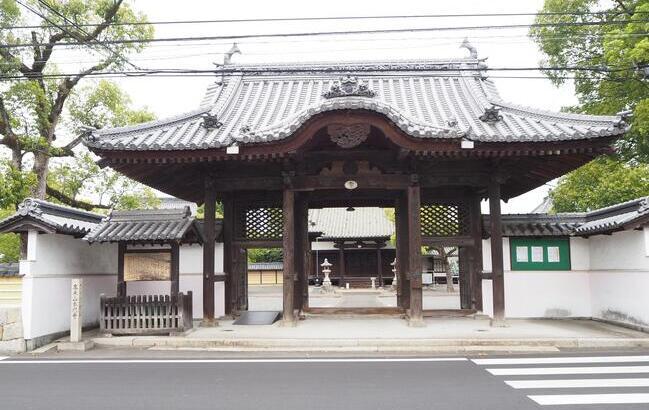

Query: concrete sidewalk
<box><xmin>88</xmin><ymin>317</ymin><xmax>649</xmax><ymax>353</ymax></box>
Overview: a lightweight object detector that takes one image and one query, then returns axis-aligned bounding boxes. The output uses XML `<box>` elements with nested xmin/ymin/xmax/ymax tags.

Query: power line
<box><xmin>0</xmin><ymin>65</ymin><xmax>637</xmax><ymax>82</ymax></box>
<box><xmin>2</xmin><ymin>19</ymin><xmax>649</xmax><ymax>50</ymax></box>
<box><xmin>16</xmin><ymin>0</ymin><xmax>141</xmax><ymax>70</ymax></box>
<box><xmin>3</xmin><ymin>10</ymin><xmax>649</xmax><ymax>30</ymax></box>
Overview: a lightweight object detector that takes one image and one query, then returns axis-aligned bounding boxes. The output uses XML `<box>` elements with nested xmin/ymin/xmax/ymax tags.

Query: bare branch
<box><xmin>0</xmin><ymin>95</ymin><xmax>18</xmax><ymax>149</ymax></box>
<box><xmin>78</xmin><ymin>0</ymin><xmax>124</xmax><ymax>43</ymax></box>
<box><xmin>46</xmin><ymin>185</ymin><xmax>110</xmax><ymax>210</ymax></box>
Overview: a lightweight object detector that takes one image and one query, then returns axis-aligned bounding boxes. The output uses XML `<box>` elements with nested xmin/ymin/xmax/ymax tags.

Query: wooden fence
<box><xmin>99</xmin><ymin>292</ymin><xmax>193</xmax><ymax>335</ymax></box>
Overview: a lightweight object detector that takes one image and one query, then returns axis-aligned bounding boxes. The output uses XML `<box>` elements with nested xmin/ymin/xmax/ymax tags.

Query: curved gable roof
<box><xmin>85</xmin><ymin>58</ymin><xmax>627</xmax><ymax>153</ymax></box>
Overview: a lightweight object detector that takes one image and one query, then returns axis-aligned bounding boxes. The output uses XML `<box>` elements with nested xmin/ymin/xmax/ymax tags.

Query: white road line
<box><xmin>0</xmin><ymin>357</ymin><xmax>8</xmax><ymax>361</ymax></box>
<box><xmin>506</xmin><ymin>378</ymin><xmax>649</xmax><ymax>389</ymax></box>
<box><xmin>529</xmin><ymin>393</ymin><xmax>649</xmax><ymax>406</ymax></box>
<box><xmin>487</xmin><ymin>366</ymin><xmax>649</xmax><ymax>376</ymax></box>
<box><xmin>0</xmin><ymin>357</ymin><xmax>468</xmax><ymax>364</ymax></box>
<box><xmin>473</xmin><ymin>355</ymin><xmax>649</xmax><ymax>366</ymax></box>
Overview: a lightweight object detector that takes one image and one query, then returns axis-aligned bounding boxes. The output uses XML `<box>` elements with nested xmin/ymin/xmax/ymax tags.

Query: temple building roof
<box><xmin>0</xmin><ymin>198</ymin><xmax>103</xmax><ymax>237</ymax></box>
<box><xmin>84</xmin><ymin>58</ymin><xmax>628</xmax><ymax>152</ymax></box>
<box><xmin>308</xmin><ymin>207</ymin><xmax>394</xmax><ymax>240</ymax></box>
<box><xmin>85</xmin><ymin>207</ymin><xmax>205</xmax><ymax>244</ymax></box>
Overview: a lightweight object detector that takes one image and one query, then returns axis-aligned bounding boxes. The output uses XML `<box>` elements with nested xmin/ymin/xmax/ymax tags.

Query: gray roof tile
<box><xmin>0</xmin><ymin>198</ymin><xmax>103</xmax><ymax>236</ymax></box>
<box><xmin>84</xmin><ymin>207</ymin><xmax>202</xmax><ymax>243</ymax></box>
<box><xmin>308</xmin><ymin>207</ymin><xmax>394</xmax><ymax>240</ymax></box>
<box><xmin>85</xmin><ymin>59</ymin><xmax>627</xmax><ymax>152</ymax></box>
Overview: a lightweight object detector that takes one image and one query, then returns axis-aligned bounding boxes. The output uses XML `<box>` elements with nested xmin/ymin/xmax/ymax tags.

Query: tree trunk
<box><xmin>438</xmin><ymin>247</ymin><xmax>454</xmax><ymax>293</ymax></box>
<box><xmin>32</xmin><ymin>152</ymin><xmax>49</xmax><ymax>199</ymax></box>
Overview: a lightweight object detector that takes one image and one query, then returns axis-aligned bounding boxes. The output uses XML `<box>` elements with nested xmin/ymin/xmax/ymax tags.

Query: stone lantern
<box><xmin>321</xmin><ymin>258</ymin><xmax>333</xmax><ymax>292</ymax></box>
<box><xmin>391</xmin><ymin>258</ymin><xmax>397</xmax><ymax>290</ymax></box>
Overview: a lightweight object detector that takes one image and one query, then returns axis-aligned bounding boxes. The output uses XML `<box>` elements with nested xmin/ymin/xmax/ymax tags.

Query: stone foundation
<box><xmin>0</xmin><ymin>306</ymin><xmax>25</xmax><ymax>353</ymax></box>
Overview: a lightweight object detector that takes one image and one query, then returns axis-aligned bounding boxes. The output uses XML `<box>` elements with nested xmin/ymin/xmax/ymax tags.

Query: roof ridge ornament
<box><xmin>460</xmin><ymin>38</ymin><xmax>478</xmax><ymax>59</ymax></box>
<box><xmin>18</xmin><ymin>198</ymin><xmax>42</xmax><ymax>216</ymax></box>
<box><xmin>223</xmin><ymin>43</ymin><xmax>241</xmax><ymax>65</ymax></box>
<box><xmin>480</xmin><ymin>105</ymin><xmax>503</xmax><ymax>123</ymax></box>
<box><xmin>639</xmin><ymin>197</ymin><xmax>649</xmax><ymax>214</ymax></box>
<box><xmin>202</xmin><ymin>113</ymin><xmax>223</xmax><ymax>129</ymax></box>
<box><xmin>323</xmin><ymin>76</ymin><xmax>375</xmax><ymax>99</ymax></box>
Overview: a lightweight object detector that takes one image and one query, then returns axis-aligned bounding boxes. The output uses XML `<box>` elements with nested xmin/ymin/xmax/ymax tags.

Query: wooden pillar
<box><xmin>282</xmin><ymin>188</ymin><xmax>296</xmax><ymax>324</ymax></box>
<box><xmin>407</xmin><ymin>185</ymin><xmax>424</xmax><ymax>326</ymax></box>
<box><xmin>376</xmin><ymin>247</ymin><xmax>383</xmax><ymax>287</ymax></box>
<box><xmin>117</xmin><ymin>242</ymin><xmax>126</xmax><ymax>297</ymax></box>
<box><xmin>170</xmin><ymin>242</ymin><xmax>180</xmax><ymax>295</ymax></box>
<box><xmin>470</xmin><ymin>193</ymin><xmax>483</xmax><ymax>311</ymax></box>
<box><xmin>300</xmin><ymin>196</ymin><xmax>311</xmax><ymax>310</ymax></box>
<box><xmin>293</xmin><ymin>194</ymin><xmax>307</xmax><ymax>312</ymax></box>
<box><xmin>338</xmin><ymin>245</ymin><xmax>346</xmax><ymax>287</ymax></box>
<box><xmin>489</xmin><ymin>181</ymin><xmax>506</xmax><ymax>324</ymax></box>
<box><xmin>395</xmin><ymin>193</ymin><xmax>410</xmax><ymax>309</ymax></box>
<box><xmin>202</xmin><ymin>180</ymin><xmax>216</xmax><ymax>324</ymax></box>
<box><xmin>222</xmin><ymin>196</ymin><xmax>234</xmax><ymax>316</ymax></box>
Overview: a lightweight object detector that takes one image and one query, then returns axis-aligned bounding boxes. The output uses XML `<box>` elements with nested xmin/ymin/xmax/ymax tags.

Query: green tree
<box><xmin>0</xmin><ymin>207</ymin><xmax>20</xmax><ymax>262</ymax></box>
<box><xmin>550</xmin><ymin>157</ymin><xmax>649</xmax><ymax>212</ymax></box>
<box><xmin>0</xmin><ymin>0</ymin><xmax>154</xmax><ymax>207</ymax></box>
<box><xmin>530</xmin><ymin>0</ymin><xmax>649</xmax><ymax>162</ymax></box>
<box><xmin>247</xmin><ymin>248</ymin><xmax>283</xmax><ymax>263</ymax></box>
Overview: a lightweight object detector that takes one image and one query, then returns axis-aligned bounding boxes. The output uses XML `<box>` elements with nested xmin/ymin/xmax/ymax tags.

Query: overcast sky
<box><xmin>61</xmin><ymin>0</ymin><xmax>578</xmax><ymax>213</ymax></box>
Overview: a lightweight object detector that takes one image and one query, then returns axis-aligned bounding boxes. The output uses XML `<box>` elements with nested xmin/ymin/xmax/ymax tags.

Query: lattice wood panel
<box><xmin>235</xmin><ymin>206</ymin><xmax>283</xmax><ymax>240</ymax></box>
<box><xmin>421</xmin><ymin>203</ymin><xmax>470</xmax><ymax>237</ymax></box>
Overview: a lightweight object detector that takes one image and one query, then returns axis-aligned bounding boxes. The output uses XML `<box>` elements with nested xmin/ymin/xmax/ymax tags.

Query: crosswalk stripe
<box><xmin>473</xmin><ymin>355</ymin><xmax>649</xmax><ymax>366</ymax></box>
<box><xmin>487</xmin><ymin>366</ymin><xmax>649</xmax><ymax>376</ymax></box>
<box><xmin>528</xmin><ymin>393</ymin><xmax>649</xmax><ymax>406</ymax></box>
<box><xmin>506</xmin><ymin>378</ymin><xmax>649</xmax><ymax>389</ymax></box>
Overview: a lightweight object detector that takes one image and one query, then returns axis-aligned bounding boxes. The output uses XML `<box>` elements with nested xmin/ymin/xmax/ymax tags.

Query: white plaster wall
<box><xmin>587</xmin><ymin>231</ymin><xmax>649</xmax><ymax>328</ymax></box>
<box><xmin>590</xmin><ymin>271</ymin><xmax>649</xmax><ymax>327</ymax></box>
<box><xmin>21</xmin><ymin>233</ymin><xmax>118</xmax><ymax>340</ymax></box>
<box><xmin>589</xmin><ymin>230</ymin><xmax>649</xmax><ymax>271</ymax></box>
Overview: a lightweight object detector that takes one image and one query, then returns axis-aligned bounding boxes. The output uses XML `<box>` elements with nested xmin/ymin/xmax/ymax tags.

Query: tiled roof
<box><xmin>0</xmin><ymin>198</ymin><xmax>102</xmax><ymax>236</ymax></box>
<box><xmin>248</xmin><ymin>262</ymin><xmax>283</xmax><ymax>271</ymax></box>
<box><xmin>485</xmin><ymin>197</ymin><xmax>649</xmax><ymax>237</ymax></box>
<box><xmin>85</xmin><ymin>58</ymin><xmax>627</xmax><ymax>152</ymax></box>
<box><xmin>485</xmin><ymin>214</ymin><xmax>586</xmax><ymax>237</ymax></box>
<box><xmin>574</xmin><ymin>197</ymin><xmax>649</xmax><ymax>236</ymax></box>
<box><xmin>85</xmin><ymin>207</ymin><xmax>202</xmax><ymax>243</ymax></box>
<box><xmin>308</xmin><ymin>207</ymin><xmax>394</xmax><ymax>240</ymax></box>
<box><xmin>0</xmin><ymin>263</ymin><xmax>19</xmax><ymax>277</ymax></box>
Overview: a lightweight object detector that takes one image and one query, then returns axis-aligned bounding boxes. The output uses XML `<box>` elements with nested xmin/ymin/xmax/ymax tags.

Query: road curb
<box><xmin>91</xmin><ymin>336</ymin><xmax>649</xmax><ymax>352</ymax></box>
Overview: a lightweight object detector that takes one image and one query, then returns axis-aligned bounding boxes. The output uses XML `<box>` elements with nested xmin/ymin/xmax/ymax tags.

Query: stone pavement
<box><xmin>248</xmin><ymin>285</ymin><xmax>460</xmax><ymax>310</ymax></box>
<box><xmin>86</xmin><ymin>316</ymin><xmax>649</xmax><ymax>353</ymax></box>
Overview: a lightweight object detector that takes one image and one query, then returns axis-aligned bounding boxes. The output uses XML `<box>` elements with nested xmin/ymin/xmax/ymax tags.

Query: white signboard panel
<box><xmin>516</xmin><ymin>246</ymin><xmax>528</xmax><ymax>262</ymax></box>
<box><xmin>531</xmin><ymin>246</ymin><xmax>544</xmax><ymax>263</ymax></box>
<box><xmin>547</xmin><ymin>246</ymin><xmax>561</xmax><ymax>263</ymax></box>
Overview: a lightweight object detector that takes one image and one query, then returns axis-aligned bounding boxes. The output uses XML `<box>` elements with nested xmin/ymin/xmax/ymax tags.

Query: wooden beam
<box><xmin>282</xmin><ymin>188</ymin><xmax>296</xmax><ymax>324</ymax></box>
<box><xmin>338</xmin><ymin>245</ymin><xmax>346</xmax><ymax>287</ymax></box>
<box><xmin>376</xmin><ymin>248</ymin><xmax>383</xmax><ymax>287</ymax></box>
<box><xmin>395</xmin><ymin>193</ymin><xmax>410</xmax><ymax>309</ymax></box>
<box><xmin>489</xmin><ymin>181</ymin><xmax>505</xmax><ymax>324</ymax></box>
<box><xmin>202</xmin><ymin>179</ymin><xmax>217</xmax><ymax>324</ymax></box>
<box><xmin>407</xmin><ymin>185</ymin><xmax>424</xmax><ymax>326</ymax></box>
<box><xmin>222</xmin><ymin>196</ymin><xmax>234</xmax><ymax>316</ymax></box>
<box><xmin>170</xmin><ymin>242</ymin><xmax>180</xmax><ymax>295</ymax></box>
<box><xmin>422</xmin><ymin>236</ymin><xmax>475</xmax><ymax>247</ymax></box>
<box><xmin>117</xmin><ymin>242</ymin><xmax>126</xmax><ymax>297</ymax></box>
<box><xmin>470</xmin><ymin>192</ymin><xmax>483</xmax><ymax>312</ymax></box>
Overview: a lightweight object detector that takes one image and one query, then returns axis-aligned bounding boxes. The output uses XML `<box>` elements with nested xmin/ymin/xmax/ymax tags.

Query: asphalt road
<box><xmin>2</xmin><ymin>352</ymin><xmax>649</xmax><ymax>409</ymax></box>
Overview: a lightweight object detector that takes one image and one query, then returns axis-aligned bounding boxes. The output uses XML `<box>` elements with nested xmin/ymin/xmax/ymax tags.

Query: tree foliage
<box><xmin>247</xmin><ymin>248</ymin><xmax>283</xmax><ymax>263</ymax></box>
<box><xmin>531</xmin><ymin>0</ymin><xmax>649</xmax><ymax>162</ymax></box>
<box><xmin>550</xmin><ymin>157</ymin><xmax>649</xmax><ymax>212</ymax></box>
<box><xmin>0</xmin><ymin>0</ymin><xmax>154</xmax><ymax>207</ymax></box>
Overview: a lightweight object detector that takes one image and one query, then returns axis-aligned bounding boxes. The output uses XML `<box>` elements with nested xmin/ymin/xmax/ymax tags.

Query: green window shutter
<box><xmin>509</xmin><ymin>237</ymin><xmax>571</xmax><ymax>271</ymax></box>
